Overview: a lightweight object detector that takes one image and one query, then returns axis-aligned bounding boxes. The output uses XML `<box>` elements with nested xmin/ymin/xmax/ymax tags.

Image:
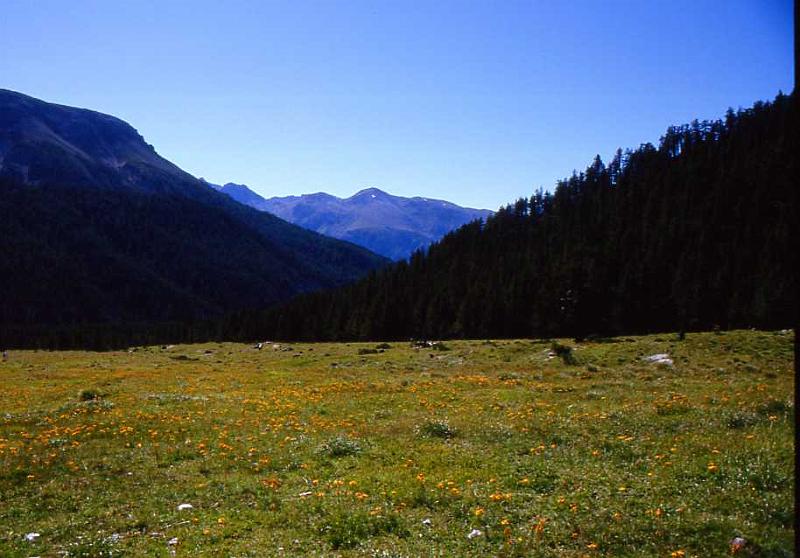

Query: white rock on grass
<box><xmin>644</xmin><ymin>353</ymin><xmax>669</xmax><ymax>361</ymax></box>
<box><xmin>168</xmin><ymin>537</ymin><xmax>179</xmax><ymax>546</ymax></box>
<box><xmin>467</xmin><ymin>529</ymin><xmax>483</xmax><ymax>539</ymax></box>
<box><xmin>422</xmin><ymin>518</ymin><xmax>432</xmax><ymax>526</ymax></box>
<box><xmin>177</xmin><ymin>503</ymin><xmax>193</xmax><ymax>511</ymax></box>
<box><xmin>24</xmin><ymin>533</ymin><xmax>40</xmax><ymax>542</ymax></box>
<box><xmin>644</xmin><ymin>353</ymin><xmax>674</xmax><ymax>366</ymax></box>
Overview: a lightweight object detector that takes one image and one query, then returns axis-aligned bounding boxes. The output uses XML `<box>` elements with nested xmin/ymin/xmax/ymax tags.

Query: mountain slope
<box><xmin>0</xmin><ymin>89</ymin><xmax>196</xmax><ymax>192</ymax></box>
<box><xmin>218</xmin><ymin>184</ymin><xmax>493</xmax><ymax>260</ymax></box>
<box><xmin>0</xmin><ymin>89</ymin><xmax>386</xmax><ymax>339</ymax></box>
<box><xmin>224</xmin><ymin>92</ymin><xmax>796</xmax><ymax>342</ymax></box>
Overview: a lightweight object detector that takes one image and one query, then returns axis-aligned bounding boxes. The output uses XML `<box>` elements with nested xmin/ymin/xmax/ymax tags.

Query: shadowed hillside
<box><xmin>0</xmin><ymin>89</ymin><xmax>387</xmax><ymax>346</ymax></box>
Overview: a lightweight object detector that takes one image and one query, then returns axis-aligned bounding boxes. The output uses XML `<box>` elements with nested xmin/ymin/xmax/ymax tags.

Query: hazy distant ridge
<box><xmin>218</xmin><ymin>184</ymin><xmax>493</xmax><ymax>260</ymax></box>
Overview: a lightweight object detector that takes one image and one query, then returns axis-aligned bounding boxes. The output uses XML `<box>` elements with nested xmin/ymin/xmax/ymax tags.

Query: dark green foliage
<box><xmin>551</xmin><ymin>342</ymin><xmax>577</xmax><ymax>365</ymax></box>
<box><xmin>417</xmin><ymin>419</ymin><xmax>457</xmax><ymax>439</ymax></box>
<box><xmin>316</xmin><ymin>435</ymin><xmax>362</xmax><ymax>458</ymax></box>
<box><xmin>78</xmin><ymin>388</ymin><xmax>101</xmax><ymax>401</ymax></box>
<box><xmin>231</xmin><ymin>92</ymin><xmax>795</xmax><ymax>342</ymax></box>
<box><xmin>755</xmin><ymin>399</ymin><xmax>792</xmax><ymax>417</ymax></box>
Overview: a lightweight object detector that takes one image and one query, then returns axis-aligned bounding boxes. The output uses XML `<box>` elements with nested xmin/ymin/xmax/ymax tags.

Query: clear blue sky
<box><xmin>1</xmin><ymin>0</ymin><xmax>793</xmax><ymax>210</ymax></box>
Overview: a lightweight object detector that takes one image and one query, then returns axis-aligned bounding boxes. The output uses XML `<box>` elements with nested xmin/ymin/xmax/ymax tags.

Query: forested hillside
<box><xmin>0</xmin><ymin>89</ymin><xmax>386</xmax><ymax>349</ymax></box>
<box><xmin>222</xmin><ymin>92</ymin><xmax>795</xmax><ymax>342</ymax></box>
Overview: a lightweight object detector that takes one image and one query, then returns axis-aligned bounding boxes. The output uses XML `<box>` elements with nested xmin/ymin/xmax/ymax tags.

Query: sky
<box><xmin>0</xmin><ymin>1</ymin><xmax>793</xmax><ymax>210</ymax></box>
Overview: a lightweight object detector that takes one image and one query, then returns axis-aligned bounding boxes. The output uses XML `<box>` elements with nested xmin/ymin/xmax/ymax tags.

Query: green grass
<box><xmin>0</xmin><ymin>330</ymin><xmax>794</xmax><ymax>557</ymax></box>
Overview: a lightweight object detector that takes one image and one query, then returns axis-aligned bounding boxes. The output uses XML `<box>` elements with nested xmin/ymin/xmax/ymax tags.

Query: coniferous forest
<box><xmin>218</xmin><ymin>92</ymin><xmax>796</xmax><ymax>343</ymax></box>
<box><xmin>2</xmin><ymin>93</ymin><xmax>794</xmax><ymax>349</ymax></box>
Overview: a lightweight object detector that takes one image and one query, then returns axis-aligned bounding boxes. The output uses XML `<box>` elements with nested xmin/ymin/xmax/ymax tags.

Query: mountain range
<box><xmin>0</xmin><ymin>89</ymin><xmax>386</xmax><ymax>335</ymax></box>
<box><xmin>211</xmin><ymin>182</ymin><xmax>493</xmax><ymax>260</ymax></box>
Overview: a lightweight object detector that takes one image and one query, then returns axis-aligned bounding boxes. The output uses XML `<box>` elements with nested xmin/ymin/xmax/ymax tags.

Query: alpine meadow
<box><xmin>0</xmin><ymin>2</ymin><xmax>795</xmax><ymax>557</ymax></box>
<box><xmin>0</xmin><ymin>331</ymin><xmax>794</xmax><ymax>556</ymax></box>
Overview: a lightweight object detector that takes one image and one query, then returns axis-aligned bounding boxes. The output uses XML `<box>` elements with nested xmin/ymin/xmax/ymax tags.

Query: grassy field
<box><xmin>0</xmin><ymin>330</ymin><xmax>794</xmax><ymax>557</ymax></box>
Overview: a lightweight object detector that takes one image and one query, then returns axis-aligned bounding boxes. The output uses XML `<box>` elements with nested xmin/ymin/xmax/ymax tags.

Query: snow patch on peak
<box><xmin>352</xmin><ymin>187</ymin><xmax>389</xmax><ymax>199</ymax></box>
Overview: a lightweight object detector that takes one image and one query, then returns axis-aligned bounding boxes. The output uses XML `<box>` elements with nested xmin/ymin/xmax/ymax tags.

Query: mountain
<box><xmin>221</xmin><ymin>92</ymin><xmax>796</xmax><ymax>342</ymax></box>
<box><xmin>216</xmin><ymin>183</ymin><xmax>493</xmax><ymax>260</ymax></box>
<box><xmin>0</xmin><ymin>89</ymin><xmax>387</xmax><ymax>346</ymax></box>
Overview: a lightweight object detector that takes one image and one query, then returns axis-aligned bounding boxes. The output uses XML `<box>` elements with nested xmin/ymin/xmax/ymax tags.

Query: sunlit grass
<box><xmin>0</xmin><ymin>330</ymin><xmax>794</xmax><ymax>556</ymax></box>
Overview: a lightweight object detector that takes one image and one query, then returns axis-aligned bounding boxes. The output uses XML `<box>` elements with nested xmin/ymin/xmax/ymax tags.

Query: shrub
<box><xmin>756</xmin><ymin>398</ymin><xmax>792</xmax><ymax>417</ymax></box>
<box><xmin>78</xmin><ymin>388</ymin><xmax>101</xmax><ymax>401</ymax></box>
<box><xmin>417</xmin><ymin>419</ymin><xmax>456</xmax><ymax>439</ymax></box>
<box><xmin>317</xmin><ymin>436</ymin><xmax>362</xmax><ymax>458</ymax></box>
<box><xmin>726</xmin><ymin>411</ymin><xmax>759</xmax><ymax>429</ymax></box>
<box><xmin>551</xmin><ymin>342</ymin><xmax>578</xmax><ymax>365</ymax></box>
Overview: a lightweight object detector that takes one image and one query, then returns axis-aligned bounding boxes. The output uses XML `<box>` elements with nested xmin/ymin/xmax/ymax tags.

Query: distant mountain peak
<box><xmin>351</xmin><ymin>187</ymin><xmax>389</xmax><ymax>199</ymax></box>
<box><xmin>216</xmin><ymin>183</ymin><xmax>493</xmax><ymax>260</ymax></box>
